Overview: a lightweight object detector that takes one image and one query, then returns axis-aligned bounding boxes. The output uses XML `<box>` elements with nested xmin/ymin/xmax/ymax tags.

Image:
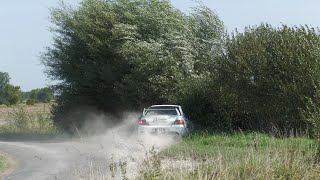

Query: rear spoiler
<box><xmin>143</xmin><ymin>108</ymin><xmax>181</xmax><ymax>115</ymax></box>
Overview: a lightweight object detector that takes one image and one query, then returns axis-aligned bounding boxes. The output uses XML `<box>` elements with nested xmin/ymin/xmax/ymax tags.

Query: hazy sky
<box><xmin>1</xmin><ymin>0</ymin><xmax>320</xmax><ymax>91</ymax></box>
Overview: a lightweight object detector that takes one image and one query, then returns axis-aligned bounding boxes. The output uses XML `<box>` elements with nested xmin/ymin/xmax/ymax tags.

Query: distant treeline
<box><xmin>23</xmin><ymin>87</ymin><xmax>54</xmax><ymax>104</ymax></box>
<box><xmin>0</xmin><ymin>71</ymin><xmax>54</xmax><ymax>105</ymax></box>
<box><xmin>42</xmin><ymin>0</ymin><xmax>320</xmax><ymax>136</ymax></box>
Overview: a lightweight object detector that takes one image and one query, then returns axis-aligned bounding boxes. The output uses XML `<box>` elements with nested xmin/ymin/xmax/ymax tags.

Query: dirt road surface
<box><xmin>0</xmin><ymin>134</ymin><xmax>176</xmax><ymax>180</ymax></box>
<box><xmin>0</xmin><ymin>140</ymin><xmax>107</xmax><ymax>180</ymax></box>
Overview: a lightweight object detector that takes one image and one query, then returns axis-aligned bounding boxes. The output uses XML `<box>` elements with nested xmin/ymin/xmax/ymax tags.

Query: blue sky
<box><xmin>1</xmin><ymin>0</ymin><xmax>320</xmax><ymax>91</ymax></box>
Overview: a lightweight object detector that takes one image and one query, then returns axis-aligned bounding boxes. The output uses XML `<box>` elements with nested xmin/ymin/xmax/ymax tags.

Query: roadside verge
<box><xmin>0</xmin><ymin>152</ymin><xmax>15</xmax><ymax>178</ymax></box>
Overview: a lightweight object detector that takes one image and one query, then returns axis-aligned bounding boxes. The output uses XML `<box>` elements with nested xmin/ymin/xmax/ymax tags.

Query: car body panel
<box><xmin>138</xmin><ymin>105</ymin><xmax>191</xmax><ymax>136</ymax></box>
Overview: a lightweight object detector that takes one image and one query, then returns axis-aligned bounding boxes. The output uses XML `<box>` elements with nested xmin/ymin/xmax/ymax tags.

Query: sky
<box><xmin>1</xmin><ymin>0</ymin><xmax>320</xmax><ymax>91</ymax></box>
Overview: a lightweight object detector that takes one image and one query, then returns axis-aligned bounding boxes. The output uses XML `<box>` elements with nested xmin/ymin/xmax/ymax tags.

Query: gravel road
<box><xmin>0</xmin><ymin>133</ymin><xmax>176</xmax><ymax>180</ymax></box>
<box><xmin>0</xmin><ymin>140</ymin><xmax>107</xmax><ymax>180</ymax></box>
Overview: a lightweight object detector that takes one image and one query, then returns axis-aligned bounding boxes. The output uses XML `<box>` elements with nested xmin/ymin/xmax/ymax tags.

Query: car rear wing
<box><xmin>178</xmin><ymin>106</ymin><xmax>184</xmax><ymax>115</ymax></box>
<box><xmin>143</xmin><ymin>108</ymin><xmax>181</xmax><ymax>116</ymax></box>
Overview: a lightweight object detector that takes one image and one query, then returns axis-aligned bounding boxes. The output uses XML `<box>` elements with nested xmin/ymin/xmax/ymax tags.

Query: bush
<box><xmin>216</xmin><ymin>24</ymin><xmax>320</xmax><ymax>132</ymax></box>
<box><xmin>26</xmin><ymin>99</ymin><xmax>36</xmax><ymax>105</ymax></box>
<box><xmin>178</xmin><ymin>78</ymin><xmax>233</xmax><ymax>131</ymax></box>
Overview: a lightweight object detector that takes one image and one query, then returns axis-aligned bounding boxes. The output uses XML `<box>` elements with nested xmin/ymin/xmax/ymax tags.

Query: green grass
<box><xmin>161</xmin><ymin>132</ymin><xmax>317</xmax><ymax>158</ymax></box>
<box><xmin>0</xmin><ymin>154</ymin><xmax>9</xmax><ymax>174</ymax></box>
<box><xmin>139</xmin><ymin>132</ymin><xmax>320</xmax><ymax>179</ymax></box>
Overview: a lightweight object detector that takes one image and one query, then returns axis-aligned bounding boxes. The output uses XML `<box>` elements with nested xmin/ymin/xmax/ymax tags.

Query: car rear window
<box><xmin>145</xmin><ymin>109</ymin><xmax>178</xmax><ymax>116</ymax></box>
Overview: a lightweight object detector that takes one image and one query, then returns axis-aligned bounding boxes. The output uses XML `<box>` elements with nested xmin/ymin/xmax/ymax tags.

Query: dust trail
<box><xmin>0</xmin><ymin>111</ymin><xmax>179</xmax><ymax>179</ymax></box>
<box><xmin>65</xmin><ymin>111</ymin><xmax>179</xmax><ymax>179</ymax></box>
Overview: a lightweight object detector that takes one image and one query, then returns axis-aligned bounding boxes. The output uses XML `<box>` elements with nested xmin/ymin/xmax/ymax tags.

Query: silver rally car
<box><xmin>137</xmin><ymin>105</ymin><xmax>192</xmax><ymax>136</ymax></box>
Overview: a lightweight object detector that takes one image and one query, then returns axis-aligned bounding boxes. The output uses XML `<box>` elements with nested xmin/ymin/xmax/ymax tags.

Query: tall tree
<box><xmin>42</xmin><ymin>0</ymin><xmax>225</xmax><ymax>130</ymax></box>
<box><xmin>218</xmin><ymin>24</ymin><xmax>320</xmax><ymax>131</ymax></box>
<box><xmin>0</xmin><ymin>71</ymin><xmax>10</xmax><ymax>104</ymax></box>
<box><xmin>3</xmin><ymin>84</ymin><xmax>22</xmax><ymax>105</ymax></box>
<box><xmin>0</xmin><ymin>71</ymin><xmax>22</xmax><ymax>105</ymax></box>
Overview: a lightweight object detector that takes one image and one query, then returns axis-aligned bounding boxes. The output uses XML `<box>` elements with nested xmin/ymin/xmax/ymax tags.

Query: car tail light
<box><xmin>174</xmin><ymin>118</ymin><xmax>185</xmax><ymax>125</ymax></box>
<box><xmin>139</xmin><ymin>119</ymin><xmax>148</xmax><ymax>125</ymax></box>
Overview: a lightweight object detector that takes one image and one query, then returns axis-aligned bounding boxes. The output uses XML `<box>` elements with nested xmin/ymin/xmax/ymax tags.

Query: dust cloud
<box><xmin>60</xmin><ymin>111</ymin><xmax>179</xmax><ymax>179</ymax></box>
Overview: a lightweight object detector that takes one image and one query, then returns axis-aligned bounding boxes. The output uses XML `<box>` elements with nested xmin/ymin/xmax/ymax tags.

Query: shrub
<box><xmin>26</xmin><ymin>99</ymin><xmax>36</xmax><ymax>105</ymax></box>
<box><xmin>216</xmin><ymin>24</ymin><xmax>320</xmax><ymax>132</ymax></box>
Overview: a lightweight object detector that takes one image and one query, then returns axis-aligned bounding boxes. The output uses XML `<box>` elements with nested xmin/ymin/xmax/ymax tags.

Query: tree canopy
<box><xmin>217</xmin><ymin>24</ymin><xmax>320</xmax><ymax>131</ymax></box>
<box><xmin>43</xmin><ymin>0</ymin><xmax>320</xmax><ymax>135</ymax></box>
<box><xmin>25</xmin><ymin>87</ymin><xmax>54</xmax><ymax>103</ymax></box>
<box><xmin>0</xmin><ymin>71</ymin><xmax>22</xmax><ymax>106</ymax></box>
<box><xmin>42</xmin><ymin>0</ymin><xmax>224</xmax><ymax>130</ymax></box>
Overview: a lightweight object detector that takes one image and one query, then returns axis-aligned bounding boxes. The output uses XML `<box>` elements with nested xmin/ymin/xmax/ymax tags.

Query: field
<box><xmin>0</xmin><ymin>103</ymin><xmax>51</xmax><ymax>121</ymax></box>
<box><xmin>0</xmin><ymin>103</ymin><xmax>56</xmax><ymax>135</ymax></box>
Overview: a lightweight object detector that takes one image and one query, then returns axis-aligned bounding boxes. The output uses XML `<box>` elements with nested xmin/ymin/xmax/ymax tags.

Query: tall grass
<box><xmin>0</xmin><ymin>154</ymin><xmax>9</xmax><ymax>173</ymax></box>
<box><xmin>0</xmin><ymin>107</ymin><xmax>57</xmax><ymax>135</ymax></box>
<box><xmin>69</xmin><ymin>133</ymin><xmax>320</xmax><ymax>179</ymax></box>
<box><xmin>139</xmin><ymin>133</ymin><xmax>320</xmax><ymax>180</ymax></box>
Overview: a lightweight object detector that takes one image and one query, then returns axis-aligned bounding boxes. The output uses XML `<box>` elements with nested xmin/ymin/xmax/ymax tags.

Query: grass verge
<box><xmin>0</xmin><ymin>154</ymin><xmax>9</xmax><ymax>174</ymax></box>
<box><xmin>0</xmin><ymin>154</ymin><xmax>10</xmax><ymax>175</ymax></box>
<box><xmin>139</xmin><ymin>132</ymin><xmax>320</xmax><ymax>179</ymax></box>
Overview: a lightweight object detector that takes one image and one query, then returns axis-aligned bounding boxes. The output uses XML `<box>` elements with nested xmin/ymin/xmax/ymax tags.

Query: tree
<box><xmin>0</xmin><ymin>72</ymin><xmax>9</xmax><ymax>90</ymax></box>
<box><xmin>217</xmin><ymin>24</ymin><xmax>320</xmax><ymax>132</ymax></box>
<box><xmin>0</xmin><ymin>71</ymin><xmax>22</xmax><ymax>106</ymax></box>
<box><xmin>26</xmin><ymin>98</ymin><xmax>36</xmax><ymax>105</ymax></box>
<box><xmin>29</xmin><ymin>89</ymin><xmax>40</xmax><ymax>101</ymax></box>
<box><xmin>3</xmin><ymin>84</ymin><xmax>22</xmax><ymax>106</ymax></box>
<box><xmin>37</xmin><ymin>87</ymin><xmax>54</xmax><ymax>103</ymax></box>
<box><xmin>27</xmin><ymin>87</ymin><xmax>54</xmax><ymax>103</ymax></box>
<box><xmin>0</xmin><ymin>71</ymin><xmax>10</xmax><ymax>104</ymax></box>
<box><xmin>42</xmin><ymin>0</ymin><xmax>225</xmax><ymax>131</ymax></box>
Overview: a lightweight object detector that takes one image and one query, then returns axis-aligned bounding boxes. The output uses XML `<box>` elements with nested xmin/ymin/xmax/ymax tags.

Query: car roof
<box><xmin>150</xmin><ymin>105</ymin><xmax>180</xmax><ymax>107</ymax></box>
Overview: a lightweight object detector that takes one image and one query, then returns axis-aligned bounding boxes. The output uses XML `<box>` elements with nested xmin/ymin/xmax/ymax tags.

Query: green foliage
<box><xmin>22</xmin><ymin>87</ymin><xmax>54</xmax><ymax>103</ymax></box>
<box><xmin>144</xmin><ymin>133</ymin><xmax>320</xmax><ymax>179</ymax></box>
<box><xmin>0</xmin><ymin>154</ymin><xmax>9</xmax><ymax>173</ymax></box>
<box><xmin>2</xmin><ymin>84</ymin><xmax>22</xmax><ymax>106</ymax></box>
<box><xmin>29</xmin><ymin>87</ymin><xmax>54</xmax><ymax>103</ymax></box>
<box><xmin>42</xmin><ymin>0</ymin><xmax>224</xmax><ymax>131</ymax></box>
<box><xmin>178</xmin><ymin>77</ymin><xmax>233</xmax><ymax>130</ymax></box>
<box><xmin>42</xmin><ymin>0</ymin><xmax>320</xmax><ymax>134</ymax></box>
<box><xmin>0</xmin><ymin>72</ymin><xmax>10</xmax><ymax>93</ymax></box>
<box><xmin>139</xmin><ymin>146</ymin><xmax>163</xmax><ymax>180</ymax></box>
<box><xmin>0</xmin><ymin>71</ymin><xmax>23</xmax><ymax>106</ymax></box>
<box><xmin>162</xmin><ymin>132</ymin><xmax>316</xmax><ymax>157</ymax></box>
<box><xmin>26</xmin><ymin>98</ymin><xmax>36</xmax><ymax>105</ymax></box>
<box><xmin>215</xmin><ymin>24</ymin><xmax>320</xmax><ymax>132</ymax></box>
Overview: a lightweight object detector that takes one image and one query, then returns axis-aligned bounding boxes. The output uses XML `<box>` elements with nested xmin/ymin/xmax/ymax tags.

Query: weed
<box><xmin>109</xmin><ymin>155</ymin><xmax>117</xmax><ymax>179</ymax></box>
<box><xmin>0</xmin><ymin>106</ymin><xmax>57</xmax><ymax>135</ymax></box>
<box><xmin>0</xmin><ymin>154</ymin><xmax>9</xmax><ymax>173</ymax></box>
<box><xmin>139</xmin><ymin>146</ymin><xmax>163</xmax><ymax>180</ymax></box>
<box><xmin>140</xmin><ymin>133</ymin><xmax>320</xmax><ymax>180</ymax></box>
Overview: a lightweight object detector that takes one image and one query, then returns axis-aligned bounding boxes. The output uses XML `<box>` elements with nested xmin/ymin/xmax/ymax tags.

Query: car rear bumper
<box><xmin>138</xmin><ymin>125</ymin><xmax>187</xmax><ymax>136</ymax></box>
